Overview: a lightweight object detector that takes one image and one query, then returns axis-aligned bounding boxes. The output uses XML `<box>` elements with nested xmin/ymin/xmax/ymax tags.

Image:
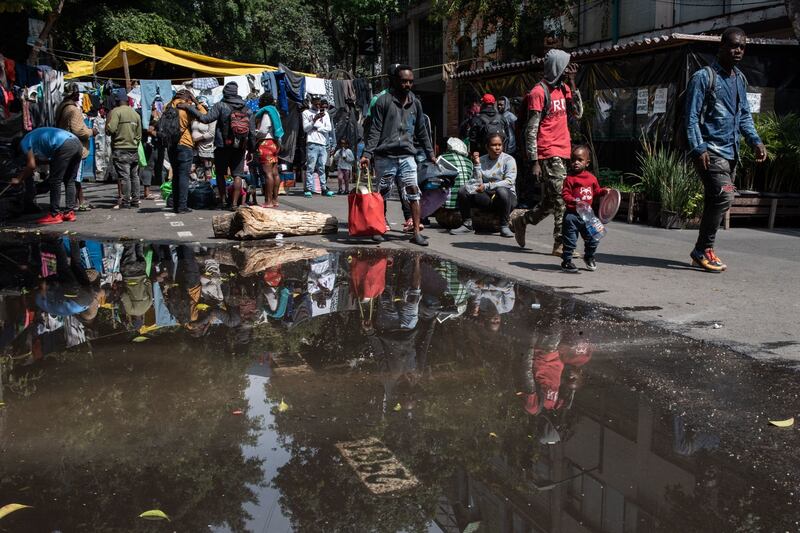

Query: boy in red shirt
<box><xmin>561</xmin><ymin>146</ymin><xmax>608</xmax><ymax>273</ymax></box>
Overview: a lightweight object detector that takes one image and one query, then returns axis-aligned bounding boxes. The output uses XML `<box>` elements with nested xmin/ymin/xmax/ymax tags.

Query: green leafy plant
<box><xmin>598</xmin><ymin>168</ymin><xmax>641</xmax><ymax>193</ymax></box>
<box><xmin>739</xmin><ymin>112</ymin><xmax>800</xmax><ymax>193</ymax></box>
<box><xmin>629</xmin><ymin>135</ymin><xmax>701</xmax><ymax>218</ymax></box>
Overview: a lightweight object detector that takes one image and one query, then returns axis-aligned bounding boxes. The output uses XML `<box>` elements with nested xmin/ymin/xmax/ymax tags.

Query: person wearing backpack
<box><xmin>161</xmin><ymin>89</ymin><xmax>202</xmax><ymax>214</ymax></box>
<box><xmin>180</xmin><ymin>81</ymin><xmax>254</xmax><ymax>209</ymax></box>
<box><xmin>685</xmin><ymin>27</ymin><xmax>767</xmax><ymax>273</ymax></box>
<box><xmin>467</xmin><ymin>94</ymin><xmax>509</xmax><ymax>155</ymax></box>
<box><xmin>511</xmin><ymin>49</ymin><xmax>583</xmax><ymax>256</ymax></box>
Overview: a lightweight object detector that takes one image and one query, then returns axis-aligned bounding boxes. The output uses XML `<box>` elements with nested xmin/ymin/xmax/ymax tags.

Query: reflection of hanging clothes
<box><xmin>140</xmin><ymin>80</ymin><xmax>173</xmax><ymax>129</ymax></box>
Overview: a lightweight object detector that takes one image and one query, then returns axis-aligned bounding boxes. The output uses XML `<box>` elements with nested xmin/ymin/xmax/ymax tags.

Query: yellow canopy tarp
<box><xmin>65</xmin><ymin>41</ymin><xmax>282</xmax><ymax>80</ymax></box>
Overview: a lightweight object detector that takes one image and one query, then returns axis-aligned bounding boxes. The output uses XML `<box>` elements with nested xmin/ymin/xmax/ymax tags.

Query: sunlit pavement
<box><xmin>2</xmin><ymin>181</ymin><xmax>799</xmax><ymax>360</ymax></box>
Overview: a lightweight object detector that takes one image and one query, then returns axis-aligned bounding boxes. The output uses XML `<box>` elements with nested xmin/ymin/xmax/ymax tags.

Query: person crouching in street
<box><xmin>685</xmin><ymin>26</ymin><xmax>767</xmax><ymax>273</ymax></box>
<box><xmin>14</xmin><ymin>127</ymin><xmax>82</xmax><ymax>224</ymax></box>
<box><xmin>560</xmin><ymin>146</ymin><xmax>608</xmax><ymax>273</ymax></box>
<box><xmin>106</xmin><ymin>89</ymin><xmax>143</xmax><ymax>209</ymax></box>
<box><xmin>450</xmin><ymin>133</ymin><xmax>517</xmax><ymax>238</ymax></box>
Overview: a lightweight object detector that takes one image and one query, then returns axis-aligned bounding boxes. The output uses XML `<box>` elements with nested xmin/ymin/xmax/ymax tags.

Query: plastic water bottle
<box><xmin>576</xmin><ymin>201</ymin><xmax>607</xmax><ymax>240</ymax></box>
<box><xmin>464</xmin><ymin>179</ymin><xmax>481</xmax><ymax>194</ymax></box>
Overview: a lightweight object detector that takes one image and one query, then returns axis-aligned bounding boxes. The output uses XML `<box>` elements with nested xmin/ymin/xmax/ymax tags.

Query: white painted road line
<box><xmin>170</xmin><ymin>221</ymin><xmax>185</xmax><ymax>227</ymax></box>
<box><xmin>176</xmin><ymin>231</ymin><xmax>193</xmax><ymax>238</ymax></box>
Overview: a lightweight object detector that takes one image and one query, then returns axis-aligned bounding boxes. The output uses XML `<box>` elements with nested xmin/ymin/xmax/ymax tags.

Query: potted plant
<box><xmin>629</xmin><ymin>136</ymin><xmax>669</xmax><ymax>226</ymax></box>
<box><xmin>659</xmin><ymin>155</ymin><xmax>701</xmax><ymax>229</ymax></box>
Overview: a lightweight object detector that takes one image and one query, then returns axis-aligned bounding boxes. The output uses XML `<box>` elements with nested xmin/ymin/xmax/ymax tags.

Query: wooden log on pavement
<box><xmin>211</xmin><ymin>206</ymin><xmax>338</xmax><ymax>240</ymax></box>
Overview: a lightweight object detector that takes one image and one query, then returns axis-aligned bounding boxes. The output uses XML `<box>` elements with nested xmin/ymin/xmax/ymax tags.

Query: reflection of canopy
<box><xmin>65</xmin><ymin>41</ymin><xmax>279</xmax><ymax>80</ymax></box>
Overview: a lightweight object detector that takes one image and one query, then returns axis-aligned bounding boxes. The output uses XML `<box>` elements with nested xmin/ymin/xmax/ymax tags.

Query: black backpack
<box><xmin>156</xmin><ymin>103</ymin><xmax>183</xmax><ymax>147</ymax></box>
<box><xmin>469</xmin><ymin>113</ymin><xmax>505</xmax><ymax>149</ymax></box>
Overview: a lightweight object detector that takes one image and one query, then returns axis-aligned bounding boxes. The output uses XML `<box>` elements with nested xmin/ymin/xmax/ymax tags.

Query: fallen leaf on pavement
<box><xmin>768</xmin><ymin>417</ymin><xmax>794</xmax><ymax>427</ymax></box>
<box><xmin>138</xmin><ymin>509</ymin><xmax>170</xmax><ymax>521</ymax></box>
<box><xmin>0</xmin><ymin>504</ymin><xmax>32</xmax><ymax>520</ymax></box>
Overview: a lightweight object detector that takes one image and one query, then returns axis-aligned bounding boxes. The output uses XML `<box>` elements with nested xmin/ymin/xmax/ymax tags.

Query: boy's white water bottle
<box><xmin>576</xmin><ymin>201</ymin><xmax>607</xmax><ymax>240</ymax></box>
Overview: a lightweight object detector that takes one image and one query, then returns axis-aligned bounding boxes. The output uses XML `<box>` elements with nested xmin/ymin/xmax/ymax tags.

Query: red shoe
<box><xmin>36</xmin><ymin>213</ymin><xmax>63</xmax><ymax>225</ymax></box>
<box><xmin>61</xmin><ymin>210</ymin><xmax>76</xmax><ymax>222</ymax></box>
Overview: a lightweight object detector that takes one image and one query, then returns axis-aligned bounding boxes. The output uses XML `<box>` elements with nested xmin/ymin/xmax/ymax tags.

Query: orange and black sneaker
<box><xmin>707</xmin><ymin>248</ymin><xmax>727</xmax><ymax>270</ymax></box>
<box><xmin>690</xmin><ymin>248</ymin><xmax>724</xmax><ymax>273</ymax></box>
<box><xmin>61</xmin><ymin>210</ymin><xmax>76</xmax><ymax>222</ymax></box>
<box><xmin>36</xmin><ymin>212</ymin><xmax>63</xmax><ymax>225</ymax></box>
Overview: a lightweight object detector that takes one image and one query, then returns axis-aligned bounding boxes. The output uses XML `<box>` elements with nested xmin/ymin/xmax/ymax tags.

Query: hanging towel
<box><xmin>305</xmin><ymin>76</ymin><xmax>326</xmax><ymax>97</ymax></box>
<box><xmin>255</xmin><ymin>105</ymin><xmax>284</xmax><ymax>140</ymax></box>
<box><xmin>140</xmin><ymin>80</ymin><xmax>172</xmax><ymax>129</ymax></box>
<box><xmin>223</xmin><ymin>76</ymin><xmax>250</xmax><ymax>99</ymax></box>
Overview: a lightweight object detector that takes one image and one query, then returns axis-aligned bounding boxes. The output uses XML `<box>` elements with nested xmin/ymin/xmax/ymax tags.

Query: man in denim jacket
<box><xmin>685</xmin><ymin>26</ymin><xmax>767</xmax><ymax>273</ymax></box>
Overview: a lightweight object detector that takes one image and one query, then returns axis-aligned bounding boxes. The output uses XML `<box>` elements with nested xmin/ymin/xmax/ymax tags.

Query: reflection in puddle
<box><xmin>0</xmin><ymin>236</ymin><xmax>797</xmax><ymax>532</ymax></box>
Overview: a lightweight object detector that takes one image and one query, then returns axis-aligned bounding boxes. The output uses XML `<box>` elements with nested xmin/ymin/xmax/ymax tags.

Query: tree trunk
<box><xmin>786</xmin><ymin>0</ymin><xmax>800</xmax><ymax>41</ymax></box>
<box><xmin>212</xmin><ymin>206</ymin><xmax>338</xmax><ymax>240</ymax></box>
<box><xmin>27</xmin><ymin>0</ymin><xmax>65</xmax><ymax>65</ymax></box>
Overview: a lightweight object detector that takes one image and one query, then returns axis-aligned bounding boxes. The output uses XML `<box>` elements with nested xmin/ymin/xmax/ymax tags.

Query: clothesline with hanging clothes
<box><xmin>364</xmin><ymin>56</ymin><xmax>476</xmax><ymax>80</ymax></box>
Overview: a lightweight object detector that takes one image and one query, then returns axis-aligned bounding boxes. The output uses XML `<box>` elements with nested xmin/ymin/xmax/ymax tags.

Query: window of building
<box><xmin>419</xmin><ymin>18</ymin><xmax>443</xmax><ymax>71</ymax></box>
<box><xmin>619</xmin><ymin>0</ymin><xmax>655</xmax><ymax>36</ymax></box>
<box><xmin>676</xmin><ymin>0</ymin><xmax>781</xmax><ymax>24</ymax></box>
<box><xmin>390</xmin><ymin>28</ymin><xmax>409</xmax><ymax>66</ymax></box>
<box><xmin>579</xmin><ymin>0</ymin><xmax>608</xmax><ymax>45</ymax></box>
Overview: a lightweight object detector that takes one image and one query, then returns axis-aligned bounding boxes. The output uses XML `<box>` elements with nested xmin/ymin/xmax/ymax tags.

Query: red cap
<box><xmin>481</xmin><ymin>94</ymin><xmax>496</xmax><ymax>105</ymax></box>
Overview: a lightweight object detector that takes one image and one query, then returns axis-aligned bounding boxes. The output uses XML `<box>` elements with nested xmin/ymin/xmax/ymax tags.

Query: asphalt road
<box><xmin>3</xmin><ymin>182</ymin><xmax>799</xmax><ymax>360</ymax></box>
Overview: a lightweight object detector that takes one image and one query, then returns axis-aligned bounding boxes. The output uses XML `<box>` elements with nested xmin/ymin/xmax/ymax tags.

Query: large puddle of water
<box><xmin>0</xmin><ymin>236</ymin><xmax>797</xmax><ymax>532</ymax></box>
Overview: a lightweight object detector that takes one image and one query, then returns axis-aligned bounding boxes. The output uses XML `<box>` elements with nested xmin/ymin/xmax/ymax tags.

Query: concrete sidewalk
<box><xmin>3</xmin><ymin>182</ymin><xmax>799</xmax><ymax>360</ymax></box>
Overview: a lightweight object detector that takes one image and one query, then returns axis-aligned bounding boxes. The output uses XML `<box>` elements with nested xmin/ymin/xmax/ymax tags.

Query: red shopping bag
<box><xmin>350</xmin><ymin>253</ymin><xmax>387</xmax><ymax>300</ymax></box>
<box><xmin>347</xmin><ymin>168</ymin><xmax>386</xmax><ymax>237</ymax></box>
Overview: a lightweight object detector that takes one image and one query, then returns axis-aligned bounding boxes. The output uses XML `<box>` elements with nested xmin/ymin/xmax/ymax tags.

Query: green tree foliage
<box><xmin>26</xmin><ymin>0</ymin><xmax>397</xmax><ymax>73</ymax></box>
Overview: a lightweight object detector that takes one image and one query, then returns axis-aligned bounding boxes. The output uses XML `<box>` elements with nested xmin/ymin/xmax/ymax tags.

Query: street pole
<box><xmin>121</xmin><ymin>50</ymin><xmax>132</xmax><ymax>92</ymax></box>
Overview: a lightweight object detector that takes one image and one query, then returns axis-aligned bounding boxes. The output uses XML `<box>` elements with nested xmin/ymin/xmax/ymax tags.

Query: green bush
<box><xmin>739</xmin><ymin>112</ymin><xmax>800</xmax><ymax>193</ymax></box>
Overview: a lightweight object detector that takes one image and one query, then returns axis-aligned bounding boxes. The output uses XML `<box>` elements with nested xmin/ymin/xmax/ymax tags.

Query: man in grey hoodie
<box><xmin>181</xmin><ymin>81</ymin><xmax>254</xmax><ymax>209</ymax></box>
<box><xmin>360</xmin><ymin>64</ymin><xmax>436</xmax><ymax>247</ymax></box>
<box><xmin>511</xmin><ymin>50</ymin><xmax>583</xmax><ymax>256</ymax></box>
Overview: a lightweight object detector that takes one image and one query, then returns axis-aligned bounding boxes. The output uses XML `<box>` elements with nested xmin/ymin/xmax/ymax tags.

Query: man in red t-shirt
<box><xmin>511</xmin><ymin>49</ymin><xmax>583</xmax><ymax>256</ymax></box>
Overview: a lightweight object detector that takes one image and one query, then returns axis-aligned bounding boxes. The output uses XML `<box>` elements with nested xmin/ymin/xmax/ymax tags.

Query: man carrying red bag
<box><xmin>360</xmin><ymin>64</ymin><xmax>436</xmax><ymax>246</ymax></box>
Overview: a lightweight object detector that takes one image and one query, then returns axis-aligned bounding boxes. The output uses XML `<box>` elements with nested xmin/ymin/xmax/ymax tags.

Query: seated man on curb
<box><xmin>450</xmin><ymin>133</ymin><xmax>517</xmax><ymax>238</ymax></box>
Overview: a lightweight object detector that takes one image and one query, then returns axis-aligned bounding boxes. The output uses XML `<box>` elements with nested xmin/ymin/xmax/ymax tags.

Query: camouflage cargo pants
<box><xmin>523</xmin><ymin>157</ymin><xmax>567</xmax><ymax>244</ymax></box>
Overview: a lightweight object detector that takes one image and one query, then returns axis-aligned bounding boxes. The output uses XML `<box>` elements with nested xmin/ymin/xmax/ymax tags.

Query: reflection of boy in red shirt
<box><xmin>560</xmin><ymin>145</ymin><xmax>608</xmax><ymax>272</ymax></box>
<box><xmin>522</xmin><ymin>337</ymin><xmax>593</xmax><ymax>417</ymax></box>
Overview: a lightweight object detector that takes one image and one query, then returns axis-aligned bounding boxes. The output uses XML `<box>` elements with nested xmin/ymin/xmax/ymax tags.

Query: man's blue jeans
<box><xmin>305</xmin><ymin>143</ymin><xmax>328</xmax><ymax>192</ymax></box>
